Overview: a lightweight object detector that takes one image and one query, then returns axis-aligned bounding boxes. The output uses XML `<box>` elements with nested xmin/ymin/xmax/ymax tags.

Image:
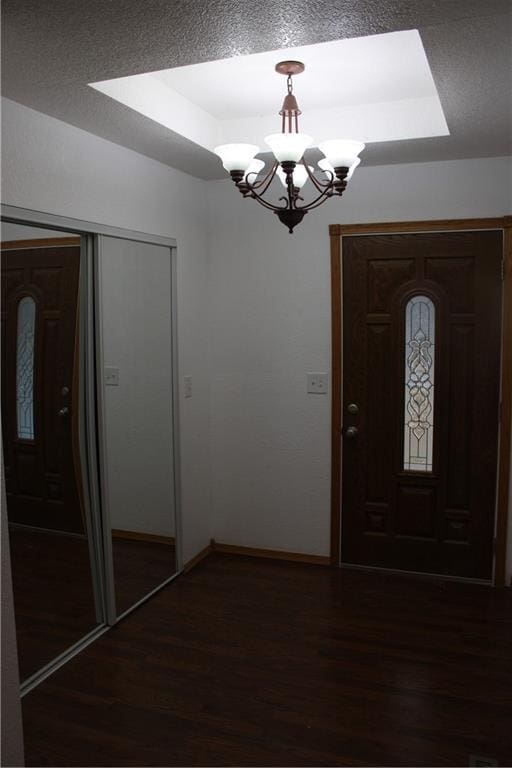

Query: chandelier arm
<box><xmin>303</xmin><ymin>161</ymin><xmax>335</xmax><ymax>192</ymax></box>
<box><xmin>300</xmin><ymin>161</ymin><xmax>329</xmax><ymax>193</ymax></box>
<box><xmin>295</xmin><ymin>186</ymin><xmax>335</xmax><ymax>211</ymax></box>
<box><xmin>246</xmin><ymin>161</ymin><xmax>279</xmax><ymax>193</ymax></box>
<box><xmin>298</xmin><ymin>190</ymin><xmax>337</xmax><ymax>212</ymax></box>
<box><xmin>248</xmin><ymin>191</ymin><xmax>289</xmax><ymax>211</ymax></box>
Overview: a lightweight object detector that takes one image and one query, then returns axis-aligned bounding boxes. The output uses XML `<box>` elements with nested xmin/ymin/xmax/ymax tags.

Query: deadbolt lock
<box><xmin>347</xmin><ymin>403</ymin><xmax>359</xmax><ymax>415</ymax></box>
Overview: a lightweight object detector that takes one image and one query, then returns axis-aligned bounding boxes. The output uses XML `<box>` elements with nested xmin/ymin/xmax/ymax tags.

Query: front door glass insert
<box><xmin>16</xmin><ymin>296</ymin><xmax>36</xmax><ymax>440</ymax></box>
<box><xmin>403</xmin><ymin>295</ymin><xmax>435</xmax><ymax>472</ymax></box>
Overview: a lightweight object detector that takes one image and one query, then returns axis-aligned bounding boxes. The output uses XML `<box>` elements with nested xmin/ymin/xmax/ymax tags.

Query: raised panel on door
<box><xmin>1</xmin><ymin>246</ymin><xmax>83</xmax><ymax>533</ymax></box>
<box><xmin>341</xmin><ymin>231</ymin><xmax>502</xmax><ymax>579</ymax></box>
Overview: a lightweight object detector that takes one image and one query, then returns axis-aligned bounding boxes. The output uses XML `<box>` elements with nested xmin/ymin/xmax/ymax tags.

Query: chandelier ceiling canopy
<box><xmin>214</xmin><ymin>61</ymin><xmax>365</xmax><ymax>233</ymax></box>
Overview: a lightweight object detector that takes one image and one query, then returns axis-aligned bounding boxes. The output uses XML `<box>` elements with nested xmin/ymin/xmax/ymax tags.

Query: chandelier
<box><xmin>214</xmin><ymin>61</ymin><xmax>365</xmax><ymax>233</ymax></box>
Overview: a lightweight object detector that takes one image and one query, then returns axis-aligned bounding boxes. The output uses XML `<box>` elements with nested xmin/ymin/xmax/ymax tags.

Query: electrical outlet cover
<box><xmin>307</xmin><ymin>372</ymin><xmax>328</xmax><ymax>394</ymax></box>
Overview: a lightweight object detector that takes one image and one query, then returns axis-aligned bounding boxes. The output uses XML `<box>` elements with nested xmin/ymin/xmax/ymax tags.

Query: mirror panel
<box><xmin>1</xmin><ymin>221</ymin><xmax>103</xmax><ymax>681</ymax></box>
<box><xmin>98</xmin><ymin>236</ymin><xmax>177</xmax><ymax>617</ymax></box>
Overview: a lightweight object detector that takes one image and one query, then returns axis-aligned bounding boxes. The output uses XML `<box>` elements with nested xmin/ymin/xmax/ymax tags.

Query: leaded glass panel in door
<box><xmin>16</xmin><ymin>296</ymin><xmax>36</xmax><ymax>441</ymax></box>
<box><xmin>403</xmin><ymin>295</ymin><xmax>435</xmax><ymax>473</ymax></box>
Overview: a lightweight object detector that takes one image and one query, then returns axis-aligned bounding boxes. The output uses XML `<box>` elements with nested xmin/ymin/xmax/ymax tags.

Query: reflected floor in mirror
<box><xmin>112</xmin><ymin>534</ymin><xmax>176</xmax><ymax>616</ymax></box>
<box><xmin>9</xmin><ymin>526</ymin><xmax>98</xmax><ymax>681</ymax></box>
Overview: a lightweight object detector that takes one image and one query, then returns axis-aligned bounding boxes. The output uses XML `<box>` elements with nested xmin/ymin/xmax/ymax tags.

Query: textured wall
<box><xmin>2</xmin><ymin>95</ymin><xmax>511</xmax><ymax>582</ymax></box>
<box><xmin>207</xmin><ymin>157</ymin><xmax>512</xmax><ymax>578</ymax></box>
<box><xmin>1</xmin><ymin>96</ymin><xmax>213</xmax><ymax>563</ymax></box>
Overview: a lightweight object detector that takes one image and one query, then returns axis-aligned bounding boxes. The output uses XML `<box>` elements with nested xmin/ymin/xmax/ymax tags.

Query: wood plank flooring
<box><xmin>21</xmin><ymin>553</ymin><xmax>512</xmax><ymax>767</ymax></box>
<box><xmin>10</xmin><ymin>527</ymin><xmax>176</xmax><ymax>681</ymax></box>
<box><xmin>112</xmin><ymin>537</ymin><xmax>176</xmax><ymax>616</ymax></box>
<box><xmin>9</xmin><ymin>527</ymin><xmax>98</xmax><ymax>681</ymax></box>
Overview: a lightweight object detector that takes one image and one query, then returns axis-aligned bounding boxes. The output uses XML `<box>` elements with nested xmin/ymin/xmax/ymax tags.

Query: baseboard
<box><xmin>8</xmin><ymin>522</ymin><xmax>87</xmax><ymax>539</ymax></box>
<box><xmin>183</xmin><ymin>542</ymin><xmax>213</xmax><ymax>573</ymax></box>
<box><xmin>211</xmin><ymin>539</ymin><xmax>330</xmax><ymax>566</ymax></box>
<box><xmin>111</xmin><ymin>529</ymin><xmax>175</xmax><ymax>546</ymax></box>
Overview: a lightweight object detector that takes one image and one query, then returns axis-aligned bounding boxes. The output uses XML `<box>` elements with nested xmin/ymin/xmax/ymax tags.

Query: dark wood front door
<box><xmin>341</xmin><ymin>230</ymin><xmax>502</xmax><ymax>579</ymax></box>
<box><xmin>1</xmin><ymin>243</ymin><xmax>83</xmax><ymax>533</ymax></box>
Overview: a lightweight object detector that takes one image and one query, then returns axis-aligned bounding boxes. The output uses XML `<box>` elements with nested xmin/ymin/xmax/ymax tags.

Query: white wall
<box><xmin>99</xmin><ymin>238</ymin><xmax>176</xmax><ymax>538</ymax></box>
<box><xmin>207</xmin><ymin>157</ymin><xmax>512</xmax><ymax>578</ymax></box>
<box><xmin>3</xmin><ymin>95</ymin><xmax>511</xmax><ymax>582</ymax></box>
<box><xmin>1</xmin><ymin>97</ymin><xmax>213</xmax><ymax>563</ymax></box>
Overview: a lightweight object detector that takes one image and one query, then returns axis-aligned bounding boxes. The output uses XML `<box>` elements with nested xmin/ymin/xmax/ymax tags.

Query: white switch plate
<box><xmin>307</xmin><ymin>372</ymin><xmax>328</xmax><ymax>394</ymax></box>
<box><xmin>184</xmin><ymin>375</ymin><xmax>192</xmax><ymax>398</ymax></box>
<box><xmin>105</xmin><ymin>367</ymin><xmax>119</xmax><ymax>386</ymax></box>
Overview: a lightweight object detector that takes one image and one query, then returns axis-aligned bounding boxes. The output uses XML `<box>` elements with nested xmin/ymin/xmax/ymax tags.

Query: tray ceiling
<box><xmin>1</xmin><ymin>0</ymin><xmax>511</xmax><ymax>179</ymax></box>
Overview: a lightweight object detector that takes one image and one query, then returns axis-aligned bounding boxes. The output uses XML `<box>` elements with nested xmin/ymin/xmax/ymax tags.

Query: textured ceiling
<box><xmin>2</xmin><ymin>0</ymin><xmax>511</xmax><ymax>179</ymax></box>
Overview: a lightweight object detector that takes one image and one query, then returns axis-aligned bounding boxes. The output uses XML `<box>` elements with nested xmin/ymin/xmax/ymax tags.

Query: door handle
<box><xmin>344</xmin><ymin>426</ymin><xmax>358</xmax><ymax>439</ymax></box>
<box><xmin>58</xmin><ymin>406</ymin><xmax>69</xmax><ymax>417</ymax></box>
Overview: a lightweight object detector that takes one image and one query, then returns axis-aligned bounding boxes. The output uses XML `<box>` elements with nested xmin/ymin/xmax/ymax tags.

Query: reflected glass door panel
<box><xmin>98</xmin><ymin>236</ymin><xmax>177</xmax><ymax>617</ymax></box>
<box><xmin>1</xmin><ymin>222</ymin><xmax>102</xmax><ymax>681</ymax></box>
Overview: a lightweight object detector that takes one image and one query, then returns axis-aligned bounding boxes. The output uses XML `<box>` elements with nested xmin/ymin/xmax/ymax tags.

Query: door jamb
<box><xmin>329</xmin><ymin>217</ymin><xmax>512</xmax><ymax>585</ymax></box>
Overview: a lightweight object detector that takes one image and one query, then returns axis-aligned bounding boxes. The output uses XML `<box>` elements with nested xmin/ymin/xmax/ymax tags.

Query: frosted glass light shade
<box><xmin>318</xmin><ymin>139</ymin><xmax>365</xmax><ymax>169</ymax></box>
<box><xmin>264</xmin><ymin>133</ymin><xmax>313</xmax><ymax>163</ymax></box>
<box><xmin>277</xmin><ymin>164</ymin><xmax>313</xmax><ymax>189</ymax></box>
<box><xmin>243</xmin><ymin>158</ymin><xmax>265</xmax><ymax>181</ymax></box>
<box><xmin>319</xmin><ymin>157</ymin><xmax>361</xmax><ymax>180</ymax></box>
<box><xmin>346</xmin><ymin>157</ymin><xmax>361</xmax><ymax>180</ymax></box>
<box><xmin>318</xmin><ymin>158</ymin><xmax>334</xmax><ymax>176</ymax></box>
<box><xmin>214</xmin><ymin>143</ymin><xmax>260</xmax><ymax>172</ymax></box>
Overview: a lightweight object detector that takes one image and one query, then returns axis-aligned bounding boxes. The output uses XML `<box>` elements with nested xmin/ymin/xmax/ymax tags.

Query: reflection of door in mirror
<box><xmin>1</xmin><ymin>229</ymin><xmax>101</xmax><ymax>681</ymax></box>
<box><xmin>98</xmin><ymin>236</ymin><xmax>177</xmax><ymax>618</ymax></box>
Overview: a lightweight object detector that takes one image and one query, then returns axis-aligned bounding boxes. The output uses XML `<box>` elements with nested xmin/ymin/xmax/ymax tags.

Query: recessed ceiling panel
<box><xmin>90</xmin><ymin>30</ymin><xmax>449</xmax><ymax>156</ymax></box>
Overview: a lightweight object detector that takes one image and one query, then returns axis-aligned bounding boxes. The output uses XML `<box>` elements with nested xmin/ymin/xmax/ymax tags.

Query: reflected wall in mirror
<box><xmin>98</xmin><ymin>236</ymin><xmax>177</xmax><ymax>617</ymax></box>
<box><xmin>1</xmin><ymin>222</ymin><xmax>102</xmax><ymax>681</ymax></box>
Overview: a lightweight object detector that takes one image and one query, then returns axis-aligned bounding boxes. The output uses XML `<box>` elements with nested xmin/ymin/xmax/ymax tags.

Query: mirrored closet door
<box><xmin>2</xmin><ymin>211</ymin><xmax>181</xmax><ymax>691</ymax></box>
<box><xmin>96</xmin><ymin>235</ymin><xmax>179</xmax><ymax>619</ymax></box>
<box><xmin>1</xmin><ymin>222</ymin><xmax>104</xmax><ymax>683</ymax></box>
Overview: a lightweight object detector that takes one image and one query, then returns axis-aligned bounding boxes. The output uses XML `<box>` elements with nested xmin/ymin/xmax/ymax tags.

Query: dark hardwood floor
<box><xmin>112</xmin><ymin>537</ymin><xmax>176</xmax><ymax>616</ymax></box>
<box><xmin>10</xmin><ymin>527</ymin><xmax>176</xmax><ymax>681</ymax></box>
<box><xmin>9</xmin><ymin>527</ymin><xmax>98</xmax><ymax>681</ymax></box>
<box><xmin>21</xmin><ymin>553</ymin><xmax>512</xmax><ymax>767</ymax></box>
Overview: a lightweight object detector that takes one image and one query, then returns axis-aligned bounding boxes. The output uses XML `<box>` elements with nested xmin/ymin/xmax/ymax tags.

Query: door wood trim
<box><xmin>111</xmin><ymin>529</ymin><xmax>175</xmax><ymax>546</ymax></box>
<box><xmin>183</xmin><ymin>542</ymin><xmax>214</xmax><ymax>573</ymax></box>
<box><xmin>1</xmin><ymin>237</ymin><xmax>81</xmax><ymax>249</ymax></box>
<box><xmin>211</xmin><ymin>539</ymin><xmax>331</xmax><ymax>566</ymax></box>
<box><xmin>496</xmin><ymin>223</ymin><xmax>512</xmax><ymax>586</ymax></box>
<box><xmin>329</xmin><ymin>217</ymin><xmax>512</xmax><ymax>237</ymax></box>
<box><xmin>330</xmin><ymin>217</ymin><xmax>512</xmax><ymax>584</ymax></box>
<box><xmin>330</xmin><ymin>232</ymin><xmax>342</xmax><ymax>566</ymax></box>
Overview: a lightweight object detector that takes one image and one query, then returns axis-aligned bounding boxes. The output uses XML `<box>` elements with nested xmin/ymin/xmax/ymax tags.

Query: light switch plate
<box><xmin>105</xmin><ymin>367</ymin><xmax>119</xmax><ymax>386</ymax></box>
<box><xmin>307</xmin><ymin>372</ymin><xmax>328</xmax><ymax>394</ymax></box>
<box><xmin>184</xmin><ymin>375</ymin><xmax>192</xmax><ymax>398</ymax></box>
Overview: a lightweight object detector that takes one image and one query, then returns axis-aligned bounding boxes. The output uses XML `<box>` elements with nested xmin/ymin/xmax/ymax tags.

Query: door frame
<box><xmin>329</xmin><ymin>217</ymin><xmax>512</xmax><ymax>586</ymax></box>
